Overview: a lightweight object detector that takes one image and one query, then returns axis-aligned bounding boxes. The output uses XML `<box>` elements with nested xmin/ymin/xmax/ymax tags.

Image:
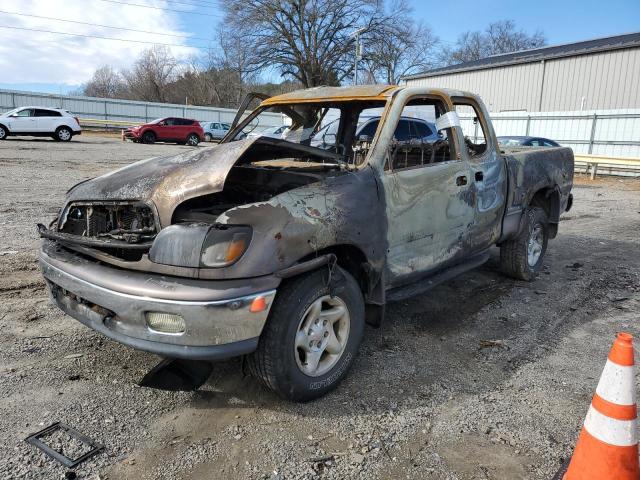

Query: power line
<box><xmin>0</xmin><ymin>10</ymin><xmax>215</xmax><ymax>42</ymax></box>
<box><xmin>156</xmin><ymin>0</ymin><xmax>219</xmax><ymax>8</ymax></box>
<box><xmin>93</xmin><ymin>0</ymin><xmax>222</xmax><ymax>18</ymax></box>
<box><xmin>0</xmin><ymin>24</ymin><xmax>213</xmax><ymax>49</ymax></box>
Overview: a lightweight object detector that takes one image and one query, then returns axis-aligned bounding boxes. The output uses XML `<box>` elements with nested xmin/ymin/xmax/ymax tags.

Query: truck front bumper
<box><xmin>39</xmin><ymin>241</ymin><xmax>279</xmax><ymax>360</ymax></box>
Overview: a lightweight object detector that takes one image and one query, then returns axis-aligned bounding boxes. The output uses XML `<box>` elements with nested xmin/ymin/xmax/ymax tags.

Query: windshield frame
<box><xmin>221</xmin><ymin>99</ymin><xmax>392</xmax><ymax>169</ymax></box>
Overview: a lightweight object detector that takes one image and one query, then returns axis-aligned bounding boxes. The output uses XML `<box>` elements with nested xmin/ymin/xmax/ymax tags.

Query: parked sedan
<box><xmin>311</xmin><ymin>116</ymin><xmax>438</xmax><ymax>148</ymax></box>
<box><xmin>200</xmin><ymin>121</ymin><xmax>231</xmax><ymax>142</ymax></box>
<box><xmin>498</xmin><ymin>136</ymin><xmax>560</xmax><ymax>147</ymax></box>
<box><xmin>0</xmin><ymin>106</ymin><xmax>81</xmax><ymax>141</ymax></box>
<box><xmin>124</xmin><ymin>117</ymin><xmax>204</xmax><ymax>146</ymax></box>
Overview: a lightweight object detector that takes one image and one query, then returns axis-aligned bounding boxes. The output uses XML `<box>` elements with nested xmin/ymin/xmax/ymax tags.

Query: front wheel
<box><xmin>186</xmin><ymin>133</ymin><xmax>200</xmax><ymax>146</ymax></box>
<box><xmin>204</xmin><ymin>133</ymin><xmax>212</xmax><ymax>142</ymax></box>
<box><xmin>500</xmin><ymin>206</ymin><xmax>549</xmax><ymax>281</ymax></box>
<box><xmin>141</xmin><ymin>131</ymin><xmax>156</xmax><ymax>144</ymax></box>
<box><xmin>247</xmin><ymin>267</ymin><xmax>365</xmax><ymax>402</ymax></box>
<box><xmin>0</xmin><ymin>125</ymin><xmax>7</xmax><ymax>140</ymax></box>
<box><xmin>55</xmin><ymin>126</ymin><xmax>72</xmax><ymax>142</ymax></box>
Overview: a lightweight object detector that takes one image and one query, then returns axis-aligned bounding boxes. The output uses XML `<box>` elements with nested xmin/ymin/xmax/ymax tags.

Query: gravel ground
<box><xmin>0</xmin><ymin>136</ymin><xmax>639</xmax><ymax>480</ymax></box>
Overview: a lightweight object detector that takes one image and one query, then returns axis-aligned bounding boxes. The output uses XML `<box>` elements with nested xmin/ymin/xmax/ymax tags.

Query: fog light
<box><xmin>145</xmin><ymin>312</ymin><xmax>185</xmax><ymax>334</ymax></box>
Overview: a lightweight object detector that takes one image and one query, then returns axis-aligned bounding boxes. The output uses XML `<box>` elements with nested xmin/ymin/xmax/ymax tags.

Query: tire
<box><xmin>247</xmin><ymin>266</ymin><xmax>365</xmax><ymax>402</ymax></box>
<box><xmin>0</xmin><ymin>125</ymin><xmax>7</xmax><ymax>140</ymax></box>
<box><xmin>141</xmin><ymin>131</ymin><xmax>156</xmax><ymax>144</ymax></box>
<box><xmin>500</xmin><ymin>206</ymin><xmax>549</xmax><ymax>281</ymax></box>
<box><xmin>186</xmin><ymin>133</ymin><xmax>200</xmax><ymax>146</ymax></box>
<box><xmin>55</xmin><ymin>126</ymin><xmax>72</xmax><ymax>142</ymax></box>
<box><xmin>204</xmin><ymin>133</ymin><xmax>212</xmax><ymax>142</ymax></box>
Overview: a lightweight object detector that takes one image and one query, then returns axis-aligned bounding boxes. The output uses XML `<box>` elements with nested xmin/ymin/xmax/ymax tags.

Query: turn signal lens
<box><xmin>250</xmin><ymin>296</ymin><xmax>267</xmax><ymax>313</ymax></box>
<box><xmin>145</xmin><ymin>312</ymin><xmax>185</xmax><ymax>334</ymax></box>
<box><xmin>200</xmin><ymin>226</ymin><xmax>251</xmax><ymax>268</ymax></box>
<box><xmin>225</xmin><ymin>235</ymin><xmax>248</xmax><ymax>263</ymax></box>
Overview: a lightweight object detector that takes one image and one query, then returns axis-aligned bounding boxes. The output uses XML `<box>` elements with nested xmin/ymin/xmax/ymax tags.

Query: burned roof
<box><xmin>261</xmin><ymin>85</ymin><xmax>400</xmax><ymax>105</ymax></box>
<box><xmin>404</xmin><ymin>31</ymin><xmax>640</xmax><ymax>80</ymax></box>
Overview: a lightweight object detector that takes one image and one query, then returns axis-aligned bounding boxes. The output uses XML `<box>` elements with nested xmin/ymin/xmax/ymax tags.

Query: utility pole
<box><xmin>351</xmin><ymin>27</ymin><xmax>366</xmax><ymax>85</ymax></box>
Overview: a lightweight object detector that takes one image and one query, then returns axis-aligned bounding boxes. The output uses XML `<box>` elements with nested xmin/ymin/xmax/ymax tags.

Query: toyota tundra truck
<box><xmin>38</xmin><ymin>85</ymin><xmax>574</xmax><ymax>401</ymax></box>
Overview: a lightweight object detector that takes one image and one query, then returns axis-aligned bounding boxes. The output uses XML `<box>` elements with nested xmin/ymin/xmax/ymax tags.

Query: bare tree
<box><xmin>363</xmin><ymin>1</ymin><xmax>439</xmax><ymax>84</ymax></box>
<box><xmin>445</xmin><ymin>20</ymin><xmax>546</xmax><ymax>64</ymax></box>
<box><xmin>122</xmin><ymin>45</ymin><xmax>179</xmax><ymax>102</ymax></box>
<box><xmin>218</xmin><ymin>0</ymin><xmax>388</xmax><ymax>88</ymax></box>
<box><xmin>82</xmin><ymin>65</ymin><xmax>125</xmax><ymax>98</ymax></box>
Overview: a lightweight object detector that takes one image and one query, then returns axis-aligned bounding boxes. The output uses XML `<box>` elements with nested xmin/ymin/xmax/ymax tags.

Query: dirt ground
<box><xmin>0</xmin><ymin>136</ymin><xmax>639</xmax><ymax>480</ymax></box>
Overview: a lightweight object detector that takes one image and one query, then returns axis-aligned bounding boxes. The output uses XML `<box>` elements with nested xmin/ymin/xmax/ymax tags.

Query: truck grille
<box><xmin>59</xmin><ymin>202</ymin><xmax>157</xmax><ymax>244</ymax></box>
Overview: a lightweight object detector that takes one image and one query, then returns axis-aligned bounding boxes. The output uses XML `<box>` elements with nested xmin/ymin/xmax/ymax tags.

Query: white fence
<box><xmin>0</xmin><ymin>88</ymin><xmax>283</xmax><ymax>129</ymax></box>
<box><xmin>460</xmin><ymin>109</ymin><xmax>640</xmax><ymax>158</ymax></box>
<box><xmin>1</xmin><ymin>89</ymin><xmax>639</xmax><ymax>158</ymax></box>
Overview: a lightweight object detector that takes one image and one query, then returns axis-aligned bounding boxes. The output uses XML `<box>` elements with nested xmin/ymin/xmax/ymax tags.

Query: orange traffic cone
<box><xmin>562</xmin><ymin>332</ymin><xmax>639</xmax><ymax>480</ymax></box>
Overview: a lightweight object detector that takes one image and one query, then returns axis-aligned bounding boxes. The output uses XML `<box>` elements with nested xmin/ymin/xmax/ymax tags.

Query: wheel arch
<box><xmin>528</xmin><ymin>186</ymin><xmax>561</xmax><ymax>238</ymax></box>
<box><xmin>292</xmin><ymin>243</ymin><xmax>385</xmax><ymax>327</ymax></box>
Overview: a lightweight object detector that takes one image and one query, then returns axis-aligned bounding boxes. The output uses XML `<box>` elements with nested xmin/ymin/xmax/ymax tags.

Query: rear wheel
<box><xmin>247</xmin><ymin>267</ymin><xmax>365</xmax><ymax>402</ymax></box>
<box><xmin>500</xmin><ymin>206</ymin><xmax>549</xmax><ymax>281</ymax></box>
<box><xmin>141</xmin><ymin>131</ymin><xmax>156</xmax><ymax>144</ymax></box>
<box><xmin>55</xmin><ymin>126</ymin><xmax>72</xmax><ymax>142</ymax></box>
<box><xmin>0</xmin><ymin>125</ymin><xmax>7</xmax><ymax>140</ymax></box>
<box><xmin>186</xmin><ymin>133</ymin><xmax>200</xmax><ymax>146</ymax></box>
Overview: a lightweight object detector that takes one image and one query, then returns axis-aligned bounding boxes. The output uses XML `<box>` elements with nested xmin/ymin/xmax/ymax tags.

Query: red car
<box><xmin>124</xmin><ymin>117</ymin><xmax>204</xmax><ymax>146</ymax></box>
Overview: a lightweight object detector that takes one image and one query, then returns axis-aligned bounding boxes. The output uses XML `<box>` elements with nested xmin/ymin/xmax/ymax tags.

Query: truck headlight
<box><xmin>149</xmin><ymin>224</ymin><xmax>251</xmax><ymax>268</ymax></box>
<box><xmin>200</xmin><ymin>226</ymin><xmax>251</xmax><ymax>267</ymax></box>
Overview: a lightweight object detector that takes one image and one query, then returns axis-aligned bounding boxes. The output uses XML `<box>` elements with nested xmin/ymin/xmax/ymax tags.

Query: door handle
<box><xmin>456</xmin><ymin>175</ymin><xmax>468</xmax><ymax>186</ymax></box>
<box><xmin>475</xmin><ymin>171</ymin><xmax>484</xmax><ymax>181</ymax></box>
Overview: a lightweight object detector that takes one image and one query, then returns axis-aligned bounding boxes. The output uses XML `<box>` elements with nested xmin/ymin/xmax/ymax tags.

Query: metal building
<box><xmin>403</xmin><ymin>32</ymin><xmax>640</xmax><ymax>112</ymax></box>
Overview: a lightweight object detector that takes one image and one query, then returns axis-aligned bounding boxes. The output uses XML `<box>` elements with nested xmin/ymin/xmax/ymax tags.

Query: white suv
<box><xmin>0</xmin><ymin>106</ymin><xmax>82</xmax><ymax>141</ymax></box>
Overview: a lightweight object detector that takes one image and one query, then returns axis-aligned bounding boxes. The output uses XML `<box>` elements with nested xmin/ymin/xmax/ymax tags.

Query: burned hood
<box><xmin>66</xmin><ymin>139</ymin><xmax>257</xmax><ymax>227</ymax></box>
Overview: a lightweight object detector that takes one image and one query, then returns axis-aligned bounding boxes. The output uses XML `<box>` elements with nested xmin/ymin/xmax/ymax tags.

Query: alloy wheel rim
<box><xmin>188</xmin><ymin>135</ymin><xmax>198</xmax><ymax>145</ymax></box>
<box><xmin>0</xmin><ymin>129</ymin><xmax>5</xmax><ymax>139</ymax></box>
<box><xmin>59</xmin><ymin>129</ymin><xmax>70</xmax><ymax>140</ymax></box>
<box><xmin>294</xmin><ymin>295</ymin><xmax>350</xmax><ymax>377</ymax></box>
<box><xmin>527</xmin><ymin>224</ymin><xmax>544</xmax><ymax>267</ymax></box>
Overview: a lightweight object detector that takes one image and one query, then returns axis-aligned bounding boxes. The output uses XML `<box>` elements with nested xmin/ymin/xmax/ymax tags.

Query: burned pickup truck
<box><xmin>38</xmin><ymin>86</ymin><xmax>573</xmax><ymax>401</ymax></box>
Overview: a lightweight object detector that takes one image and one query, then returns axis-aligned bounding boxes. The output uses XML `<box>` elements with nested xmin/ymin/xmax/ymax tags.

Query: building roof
<box><xmin>261</xmin><ymin>85</ymin><xmax>400</xmax><ymax>105</ymax></box>
<box><xmin>404</xmin><ymin>31</ymin><xmax>640</xmax><ymax>80</ymax></box>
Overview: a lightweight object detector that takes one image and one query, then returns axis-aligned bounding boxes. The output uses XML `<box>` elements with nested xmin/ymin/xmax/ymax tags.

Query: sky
<box><xmin>0</xmin><ymin>0</ymin><xmax>638</xmax><ymax>94</ymax></box>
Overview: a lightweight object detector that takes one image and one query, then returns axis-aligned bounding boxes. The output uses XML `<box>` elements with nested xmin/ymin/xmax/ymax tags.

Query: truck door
<box><xmin>378</xmin><ymin>97</ymin><xmax>476</xmax><ymax>286</ymax></box>
<box><xmin>452</xmin><ymin>98</ymin><xmax>508</xmax><ymax>252</ymax></box>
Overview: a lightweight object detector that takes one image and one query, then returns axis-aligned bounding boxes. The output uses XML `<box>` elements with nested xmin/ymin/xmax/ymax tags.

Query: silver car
<box><xmin>200</xmin><ymin>121</ymin><xmax>231</xmax><ymax>142</ymax></box>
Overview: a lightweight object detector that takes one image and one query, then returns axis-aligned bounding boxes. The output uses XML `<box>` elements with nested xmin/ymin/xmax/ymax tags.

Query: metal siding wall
<box><xmin>537</xmin><ymin>49</ymin><xmax>640</xmax><ymax>111</ymax></box>
<box><xmin>0</xmin><ymin>89</ymin><xmax>284</xmax><ymax>128</ymax></box>
<box><xmin>408</xmin><ymin>62</ymin><xmax>543</xmax><ymax>111</ymax></box>
<box><xmin>407</xmin><ymin>47</ymin><xmax>640</xmax><ymax>112</ymax></box>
